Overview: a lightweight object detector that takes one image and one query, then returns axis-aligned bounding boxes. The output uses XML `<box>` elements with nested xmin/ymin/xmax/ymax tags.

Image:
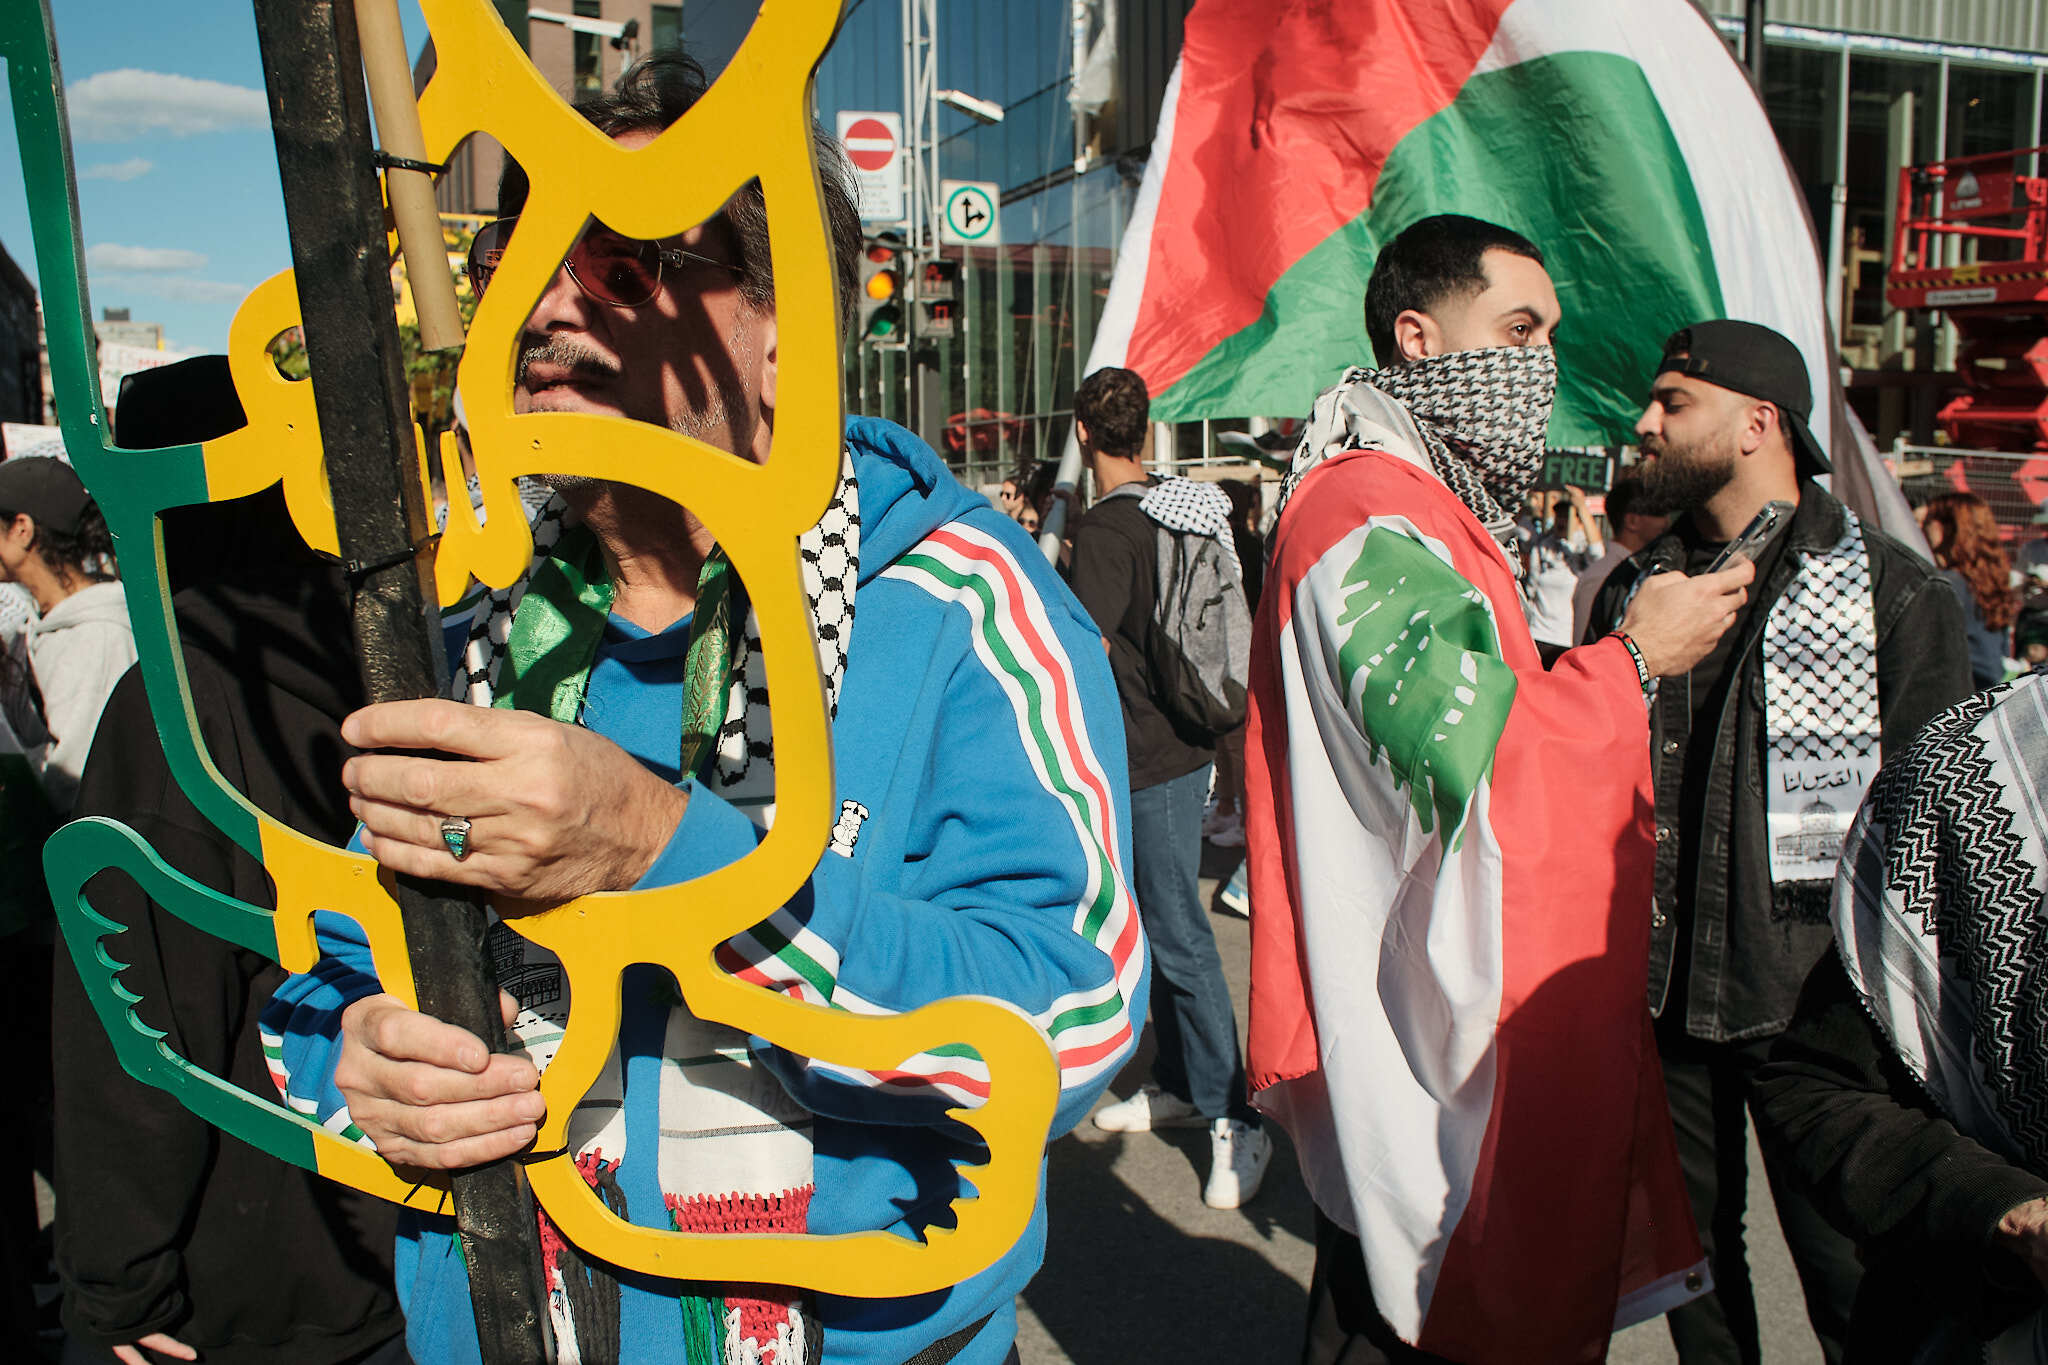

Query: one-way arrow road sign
<box><xmin>939</xmin><ymin>179</ymin><xmax>1000</xmax><ymax>246</ymax></box>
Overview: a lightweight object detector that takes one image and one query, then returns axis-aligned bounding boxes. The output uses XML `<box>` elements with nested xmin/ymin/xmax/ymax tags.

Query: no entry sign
<box><xmin>842</xmin><ymin>116</ymin><xmax>894</xmax><ymax>171</ymax></box>
<box><xmin>836</xmin><ymin>110</ymin><xmax>904</xmax><ymax>223</ymax></box>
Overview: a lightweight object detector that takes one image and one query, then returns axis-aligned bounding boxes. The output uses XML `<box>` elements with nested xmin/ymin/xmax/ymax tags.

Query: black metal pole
<box><xmin>495</xmin><ymin>0</ymin><xmax>531</xmax><ymax>51</ymax></box>
<box><xmin>1746</xmin><ymin>0</ymin><xmax>1767</xmax><ymax>90</ymax></box>
<box><xmin>247</xmin><ymin>2</ymin><xmax>552</xmax><ymax>1359</ymax></box>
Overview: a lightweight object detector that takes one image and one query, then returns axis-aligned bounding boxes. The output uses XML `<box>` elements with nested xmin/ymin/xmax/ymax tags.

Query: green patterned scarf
<box><xmin>492</xmin><ymin>523</ymin><xmax>745</xmax><ymax>780</ymax></box>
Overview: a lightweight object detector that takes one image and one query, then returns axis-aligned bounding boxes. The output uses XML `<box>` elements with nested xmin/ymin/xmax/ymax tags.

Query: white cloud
<box><xmin>65</xmin><ymin>69</ymin><xmax>268</xmax><ymax>142</ymax></box>
<box><xmin>94</xmin><ymin>274</ymin><xmax>251</xmax><ymax>304</ymax></box>
<box><xmin>87</xmin><ymin>243</ymin><xmax>208</xmax><ymax>272</ymax></box>
<box><xmin>137</xmin><ymin>277</ymin><xmax>252</xmax><ymax>304</ymax></box>
<box><xmin>78</xmin><ymin>157</ymin><xmax>154</xmax><ymax>182</ymax></box>
<box><xmin>87</xmin><ymin>243</ymin><xmax>248</xmax><ymax>306</ymax></box>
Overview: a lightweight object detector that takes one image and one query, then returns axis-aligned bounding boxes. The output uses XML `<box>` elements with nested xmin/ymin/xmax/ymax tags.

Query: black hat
<box><xmin>0</xmin><ymin>456</ymin><xmax>90</xmax><ymax>533</ymax></box>
<box><xmin>1653</xmin><ymin>320</ymin><xmax>1831</xmax><ymax>479</ymax></box>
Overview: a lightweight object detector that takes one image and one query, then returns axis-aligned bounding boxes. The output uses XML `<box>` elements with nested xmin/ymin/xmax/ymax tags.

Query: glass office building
<box><xmin>669</xmin><ymin>1</ymin><xmax>2048</xmax><ymax>469</ymax></box>
<box><xmin>801</xmin><ymin>2</ymin><xmax>1190</xmax><ymax>485</ymax></box>
<box><xmin>1703</xmin><ymin>1</ymin><xmax>2048</xmax><ymax>443</ymax></box>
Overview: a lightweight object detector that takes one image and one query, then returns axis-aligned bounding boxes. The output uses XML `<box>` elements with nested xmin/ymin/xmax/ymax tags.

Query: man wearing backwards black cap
<box><xmin>1590</xmin><ymin>320</ymin><xmax>1973</xmax><ymax>1365</ymax></box>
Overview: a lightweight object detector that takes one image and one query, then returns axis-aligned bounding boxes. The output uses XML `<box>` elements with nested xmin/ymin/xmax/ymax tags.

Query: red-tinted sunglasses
<box><xmin>465</xmin><ymin>217</ymin><xmax>743</xmax><ymax>308</ymax></box>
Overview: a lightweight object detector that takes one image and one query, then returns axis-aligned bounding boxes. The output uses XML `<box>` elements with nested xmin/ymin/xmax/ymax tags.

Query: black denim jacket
<box><xmin>1589</xmin><ymin>485</ymin><xmax>1973</xmax><ymax>1042</ymax></box>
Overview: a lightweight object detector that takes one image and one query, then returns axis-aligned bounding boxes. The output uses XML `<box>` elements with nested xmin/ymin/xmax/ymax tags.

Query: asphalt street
<box><xmin>1014</xmin><ymin>841</ymin><xmax>1821</xmax><ymax>1364</ymax></box>
<box><xmin>29</xmin><ymin>843</ymin><xmax>1818</xmax><ymax>1363</ymax></box>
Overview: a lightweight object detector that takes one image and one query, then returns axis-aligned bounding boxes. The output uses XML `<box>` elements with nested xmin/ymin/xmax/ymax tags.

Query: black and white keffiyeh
<box><xmin>1762</xmin><ymin>511</ymin><xmax>1880</xmax><ymax>899</ymax></box>
<box><xmin>1613</xmin><ymin>506</ymin><xmax>1879</xmax><ymax>900</ymax></box>
<box><xmin>1137</xmin><ymin>477</ymin><xmax>1242</xmax><ymax>583</ymax></box>
<box><xmin>453</xmin><ymin>453</ymin><xmax>860</xmax><ymax>806</ymax></box>
<box><xmin>1277</xmin><ymin>345</ymin><xmax>1557</xmax><ymax>561</ymax></box>
<box><xmin>1836</xmin><ymin>669</ymin><xmax>2048</xmax><ymax>1176</ymax></box>
<box><xmin>1833</xmin><ymin>669</ymin><xmax>2048</xmax><ymax>1361</ymax></box>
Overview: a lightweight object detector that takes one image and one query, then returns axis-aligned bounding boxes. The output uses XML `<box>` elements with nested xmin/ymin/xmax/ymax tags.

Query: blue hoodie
<box><xmin>261</xmin><ymin>418</ymin><xmax>1143</xmax><ymax>1365</ymax></box>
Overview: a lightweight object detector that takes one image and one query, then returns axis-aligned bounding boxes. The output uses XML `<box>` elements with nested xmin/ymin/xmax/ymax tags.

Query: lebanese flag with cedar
<box><xmin>1244</xmin><ymin>446</ymin><xmax>1705</xmax><ymax>1362</ymax></box>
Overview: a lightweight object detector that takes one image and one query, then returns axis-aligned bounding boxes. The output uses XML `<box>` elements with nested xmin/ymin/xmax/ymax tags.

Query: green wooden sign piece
<box><xmin>1</xmin><ymin>0</ymin><xmax>262</xmax><ymax>860</ymax></box>
<box><xmin>43</xmin><ymin>817</ymin><xmax>334</xmax><ymax>1175</ymax></box>
<box><xmin>3</xmin><ymin>0</ymin><xmax>336</xmax><ymax>1173</ymax></box>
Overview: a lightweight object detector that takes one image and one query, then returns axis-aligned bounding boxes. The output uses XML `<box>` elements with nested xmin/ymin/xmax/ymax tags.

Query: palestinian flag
<box><xmin>1087</xmin><ymin>0</ymin><xmax>1833</xmax><ymax>452</ymax></box>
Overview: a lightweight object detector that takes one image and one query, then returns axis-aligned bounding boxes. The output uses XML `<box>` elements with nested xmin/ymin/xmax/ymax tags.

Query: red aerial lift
<box><xmin>1887</xmin><ymin>145</ymin><xmax>2048</xmax><ymax>451</ymax></box>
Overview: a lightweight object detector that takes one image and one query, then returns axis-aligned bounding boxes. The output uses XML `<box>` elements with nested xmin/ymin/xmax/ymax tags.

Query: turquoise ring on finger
<box><xmin>439</xmin><ymin>815</ymin><xmax>474</xmax><ymax>861</ymax></box>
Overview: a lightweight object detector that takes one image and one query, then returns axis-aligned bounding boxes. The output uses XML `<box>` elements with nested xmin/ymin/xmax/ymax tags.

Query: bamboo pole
<box><xmin>357</xmin><ymin>0</ymin><xmax>466</xmax><ymax>352</ymax></box>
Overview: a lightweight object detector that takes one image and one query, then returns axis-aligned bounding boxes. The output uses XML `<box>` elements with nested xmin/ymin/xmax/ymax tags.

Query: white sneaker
<box><xmin>1207</xmin><ymin>812</ymin><xmax>1244</xmax><ymax>848</ymax></box>
<box><xmin>1216</xmin><ymin>865</ymin><xmax>1249</xmax><ymax>919</ymax></box>
<box><xmin>1203</xmin><ymin>1118</ymin><xmax>1272</xmax><ymax>1209</ymax></box>
<box><xmin>1200</xmin><ymin>803</ymin><xmax>1234</xmax><ymax>838</ymax></box>
<box><xmin>1091</xmin><ymin>1084</ymin><xmax>1204</xmax><ymax>1133</ymax></box>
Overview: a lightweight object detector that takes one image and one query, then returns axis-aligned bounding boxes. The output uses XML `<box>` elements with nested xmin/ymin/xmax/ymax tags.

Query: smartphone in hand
<box><xmin>1705</xmin><ymin>499</ymin><xmax>1793</xmax><ymax>574</ymax></box>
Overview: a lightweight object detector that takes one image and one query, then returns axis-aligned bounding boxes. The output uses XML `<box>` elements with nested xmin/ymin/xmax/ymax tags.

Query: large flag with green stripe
<box><xmin>1087</xmin><ymin>0</ymin><xmax>1833</xmax><ymax>453</ymax></box>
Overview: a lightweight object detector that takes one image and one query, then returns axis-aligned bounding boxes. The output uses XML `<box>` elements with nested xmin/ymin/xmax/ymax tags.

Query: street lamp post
<box><xmin>1033</xmin><ymin>0</ymin><xmax>1098</xmax><ymax>564</ymax></box>
<box><xmin>897</xmin><ymin>0</ymin><xmax>1002</xmax><ymax>450</ymax></box>
<box><xmin>902</xmin><ymin>0</ymin><xmax>934</xmax><ymax>441</ymax></box>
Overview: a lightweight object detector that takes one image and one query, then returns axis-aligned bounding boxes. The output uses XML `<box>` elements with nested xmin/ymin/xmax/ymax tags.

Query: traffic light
<box><xmin>921</xmin><ymin>259</ymin><xmax>959</xmax><ymax>338</ymax></box>
<box><xmin>859</xmin><ymin>236</ymin><xmax>905</xmax><ymax>346</ymax></box>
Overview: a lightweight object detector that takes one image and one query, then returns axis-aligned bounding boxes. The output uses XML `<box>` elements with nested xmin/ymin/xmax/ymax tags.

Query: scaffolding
<box><xmin>1888</xmin><ymin>144</ymin><xmax>2048</xmax><ymax>451</ymax></box>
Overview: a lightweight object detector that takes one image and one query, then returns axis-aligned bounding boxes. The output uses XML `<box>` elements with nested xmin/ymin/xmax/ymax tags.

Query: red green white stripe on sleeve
<box><xmin>721</xmin><ymin>916</ymin><xmax>1007</xmax><ymax>1105</ymax></box>
<box><xmin>705</xmin><ymin>520</ymin><xmax>1142</xmax><ymax>1108</ymax></box>
<box><xmin>261</xmin><ymin>1025</ymin><xmax>290</xmax><ymax>1098</ymax></box>
<box><xmin>715</xmin><ymin>906</ymin><xmax>842</xmax><ymax>1008</ymax></box>
<box><xmin>261</xmin><ymin>1025</ymin><xmax>376</xmax><ymax>1148</ymax></box>
<box><xmin>862</xmin><ymin>522</ymin><xmax>1145</xmax><ymax>1101</ymax></box>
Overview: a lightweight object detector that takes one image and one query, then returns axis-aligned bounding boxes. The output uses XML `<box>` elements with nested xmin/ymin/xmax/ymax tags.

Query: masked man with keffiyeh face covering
<box><xmin>1586</xmin><ymin>320</ymin><xmax>1973</xmax><ymax>1365</ymax></box>
<box><xmin>1242</xmin><ymin>214</ymin><xmax>1754</xmax><ymax>1365</ymax></box>
<box><xmin>260</xmin><ymin>53</ymin><xmax>1143</xmax><ymax>1365</ymax></box>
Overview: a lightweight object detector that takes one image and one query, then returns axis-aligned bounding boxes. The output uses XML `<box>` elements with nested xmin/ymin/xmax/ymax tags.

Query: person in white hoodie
<box><xmin>0</xmin><ymin>457</ymin><xmax>133</xmax><ymax>814</ymax></box>
<box><xmin>0</xmin><ymin>455</ymin><xmax>116</xmax><ymax>1359</ymax></box>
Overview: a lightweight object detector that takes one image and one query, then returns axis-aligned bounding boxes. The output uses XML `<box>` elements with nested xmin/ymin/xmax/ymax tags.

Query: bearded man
<box><xmin>1589</xmin><ymin>319</ymin><xmax>1972</xmax><ymax>1365</ymax></box>
<box><xmin>1243</xmin><ymin>215</ymin><xmax>1746</xmax><ymax>1364</ymax></box>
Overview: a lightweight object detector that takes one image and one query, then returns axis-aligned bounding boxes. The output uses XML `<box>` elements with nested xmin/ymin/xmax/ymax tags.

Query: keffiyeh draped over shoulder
<box><xmin>1139</xmin><ymin>477</ymin><xmax>1242</xmax><ymax>582</ymax></box>
<box><xmin>1834</xmin><ymin>667</ymin><xmax>2048</xmax><ymax>1177</ymax></box>
<box><xmin>453</xmin><ymin>454</ymin><xmax>861</xmax><ymax>799</ymax></box>
<box><xmin>1830</xmin><ymin>668</ymin><xmax>2048</xmax><ymax>1361</ymax></box>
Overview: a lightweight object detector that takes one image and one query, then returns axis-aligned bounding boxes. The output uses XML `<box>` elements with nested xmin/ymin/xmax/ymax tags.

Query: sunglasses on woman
<box><xmin>465</xmin><ymin>217</ymin><xmax>743</xmax><ymax>309</ymax></box>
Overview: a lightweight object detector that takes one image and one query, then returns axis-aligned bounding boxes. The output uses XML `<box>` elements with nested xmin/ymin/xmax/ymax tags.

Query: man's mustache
<box><xmin>515</xmin><ymin>335</ymin><xmax>622</xmax><ymax>386</ymax></box>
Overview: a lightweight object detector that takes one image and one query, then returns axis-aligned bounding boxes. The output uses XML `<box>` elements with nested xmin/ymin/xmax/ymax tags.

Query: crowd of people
<box><xmin>1525</xmin><ymin>463</ymin><xmax>2042</xmax><ymax>704</ymax></box>
<box><xmin>12</xmin><ymin>45</ymin><xmax>2048</xmax><ymax>1365</ymax></box>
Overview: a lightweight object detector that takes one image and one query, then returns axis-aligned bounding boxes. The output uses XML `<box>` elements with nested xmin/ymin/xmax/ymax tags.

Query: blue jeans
<box><xmin>1128</xmin><ymin>763</ymin><xmax>1253</xmax><ymax>1122</ymax></box>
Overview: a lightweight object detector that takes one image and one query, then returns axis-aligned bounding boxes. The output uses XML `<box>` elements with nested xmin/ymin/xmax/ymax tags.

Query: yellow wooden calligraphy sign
<box><xmin>18</xmin><ymin>0</ymin><xmax>1057</xmax><ymax>1297</ymax></box>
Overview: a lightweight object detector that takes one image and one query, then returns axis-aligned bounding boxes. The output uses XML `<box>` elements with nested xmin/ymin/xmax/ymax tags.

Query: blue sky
<box><xmin>0</xmin><ymin>0</ymin><xmax>433</xmax><ymax>355</ymax></box>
